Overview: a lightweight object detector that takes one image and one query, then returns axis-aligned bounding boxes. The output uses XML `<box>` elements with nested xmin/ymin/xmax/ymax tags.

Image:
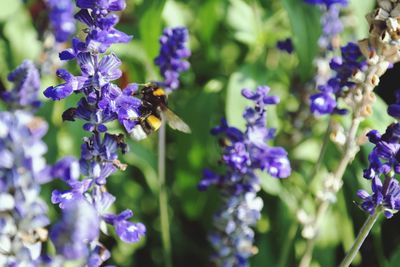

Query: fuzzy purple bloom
<box><xmin>154</xmin><ymin>27</ymin><xmax>191</xmax><ymax>92</ymax></box>
<box><xmin>199</xmin><ymin>86</ymin><xmax>291</xmax><ymax>266</ymax></box>
<box><xmin>73</xmin><ymin>1</ymin><xmax>132</xmax><ymax>54</ymax></box>
<box><xmin>1</xmin><ymin>60</ymin><xmax>41</xmax><ymax>109</ymax></box>
<box><xmin>47</xmin><ymin>0</ymin><xmax>76</xmax><ymax>43</ymax></box>
<box><xmin>359</xmin><ymin>103</ymin><xmax>400</xmax><ymax>218</ymax></box>
<box><xmin>319</xmin><ymin>4</ymin><xmax>344</xmax><ymax>50</ymax></box>
<box><xmin>363</xmin><ymin>124</ymin><xmax>400</xmax><ymax>179</ymax></box>
<box><xmin>309</xmin><ymin>92</ymin><xmax>337</xmax><ymax>115</ymax></box>
<box><xmin>387</xmin><ymin>90</ymin><xmax>400</xmax><ymax>119</ymax></box>
<box><xmin>103</xmin><ymin>210</ymin><xmax>146</xmax><ymax>243</ymax></box>
<box><xmin>310</xmin><ymin>42</ymin><xmax>367</xmax><ymax>115</ymax></box>
<box><xmin>276</xmin><ymin>38</ymin><xmax>294</xmax><ymax>54</ymax></box>
<box><xmin>50</xmin><ymin>200</ymin><xmax>100</xmax><ymax>260</ymax></box>
<box><xmin>358</xmin><ymin>177</ymin><xmax>400</xmax><ymax>218</ymax></box>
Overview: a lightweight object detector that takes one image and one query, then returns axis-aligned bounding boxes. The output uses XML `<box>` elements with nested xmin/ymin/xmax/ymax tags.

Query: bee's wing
<box><xmin>163</xmin><ymin>108</ymin><xmax>191</xmax><ymax>133</ymax></box>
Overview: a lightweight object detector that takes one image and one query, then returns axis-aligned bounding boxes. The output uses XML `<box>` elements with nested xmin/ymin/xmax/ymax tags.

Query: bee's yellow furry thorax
<box><xmin>152</xmin><ymin>88</ymin><xmax>165</xmax><ymax>96</ymax></box>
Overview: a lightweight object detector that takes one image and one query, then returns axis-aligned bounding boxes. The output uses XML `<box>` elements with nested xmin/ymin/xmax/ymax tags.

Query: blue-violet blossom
<box><xmin>199</xmin><ymin>86</ymin><xmax>291</xmax><ymax>267</ymax></box>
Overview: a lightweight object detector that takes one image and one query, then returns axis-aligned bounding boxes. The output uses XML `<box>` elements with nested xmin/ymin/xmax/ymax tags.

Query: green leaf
<box><xmin>124</xmin><ymin>142</ymin><xmax>159</xmax><ymax>195</ymax></box>
<box><xmin>226</xmin><ymin>71</ymin><xmax>256</xmax><ymax>130</ymax></box>
<box><xmin>348</xmin><ymin>0</ymin><xmax>375</xmax><ymax>39</ymax></box>
<box><xmin>171</xmin><ymin>90</ymin><xmax>221</xmax><ymax>219</ymax></box>
<box><xmin>259</xmin><ymin>170</ymin><xmax>282</xmax><ymax>196</ymax></box>
<box><xmin>281</xmin><ymin>0</ymin><xmax>321</xmax><ymax>81</ymax></box>
<box><xmin>226</xmin><ymin>0</ymin><xmax>263</xmax><ymax>46</ymax></box>
<box><xmin>138</xmin><ymin>0</ymin><xmax>166</xmax><ymax>63</ymax></box>
<box><xmin>385</xmin><ymin>246</ymin><xmax>400</xmax><ymax>267</ymax></box>
<box><xmin>162</xmin><ymin>0</ymin><xmax>191</xmax><ymax>27</ymax></box>
<box><xmin>252</xmin><ymin>233</ymin><xmax>277</xmax><ymax>266</ymax></box>
<box><xmin>0</xmin><ymin>0</ymin><xmax>21</xmax><ymax>21</ymax></box>
<box><xmin>0</xmin><ymin>38</ymin><xmax>10</xmax><ymax>83</ymax></box>
<box><xmin>3</xmin><ymin>10</ymin><xmax>41</xmax><ymax>65</ymax></box>
<box><xmin>336</xmin><ymin>190</ymin><xmax>360</xmax><ymax>264</ymax></box>
<box><xmin>195</xmin><ymin>0</ymin><xmax>222</xmax><ymax>43</ymax></box>
<box><xmin>363</xmin><ymin>95</ymin><xmax>393</xmax><ymax>133</ymax></box>
<box><xmin>292</xmin><ymin>139</ymin><xmax>321</xmax><ymax>162</ymax></box>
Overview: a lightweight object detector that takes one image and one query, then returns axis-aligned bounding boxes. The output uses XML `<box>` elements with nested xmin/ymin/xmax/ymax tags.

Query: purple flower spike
<box><xmin>44</xmin><ymin>0</ymin><xmax>145</xmax><ymax>264</ymax></box>
<box><xmin>199</xmin><ymin>85</ymin><xmax>291</xmax><ymax>266</ymax></box>
<box><xmin>47</xmin><ymin>0</ymin><xmax>76</xmax><ymax>43</ymax></box>
<box><xmin>50</xmin><ymin>199</ymin><xmax>100</xmax><ymax>260</ymax></box>
<box><xmin>76</xmin><ymin>0</ymin><xmax>126</xmax><ymax>12</ymax></box>
<box><xmin>304</xmin><ymin>0</ymin><xmax>348</xmax><ymax>7</ymax></box>
<box><xmin>358</xmin><ymin>177</ymin><xmax>400</xmax><ymax>218</ymax></box>
<box><xmin>155</xmin><ymin>27</ymin><xmax>191</xmax><ymax>92</ymax></box>
<box><xmin>363</xmin><ymin>124</ymin><xmax>400</xmax><ymax>179</ymax></box>
<box><xmin>0</xmin><ymin>62</ymin><xmax>51</xmax><ymax>266</ymax></box>
<box><xmin>310</xmin><ymin>42</ymin><xmax>366</xmax><ymax>115</ymax></box>
<box><xmin>2</xmin><ymin>60</ymin><xmax>41</xmax><ymax>109</ymax></box>
<box><xmin>358</xmin><ymin>99</ymin><xmax>400</xmax><ymax>219</ymax></box>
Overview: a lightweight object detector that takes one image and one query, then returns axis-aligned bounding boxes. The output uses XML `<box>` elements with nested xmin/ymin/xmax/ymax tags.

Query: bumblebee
<box><xmin>130</xmin><ymin>84</ymin><xmax>191</xmax><ymax>140</ymax></box>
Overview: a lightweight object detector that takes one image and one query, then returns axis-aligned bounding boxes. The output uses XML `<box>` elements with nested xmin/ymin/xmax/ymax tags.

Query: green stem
<box><xmin>278</xmin><ymin>221</ymin><xmax>299</xmax><ymax>267</ymax></box>
<box><xmin>158</xmin><ymin>120</ymin><xmax>172</xmax><ymax>267</ymax></box>
<box><xmin>339</xmin><ymin>210</ymin><xmax>381</xmax><ymax>267</ymax></box>
<box><xmin>298</xmin><ymin>55</ymin><xmax>387</xmax><ymax>267</ymax></box>
<box><xmin>309</xmin><ymin>116</ymin><xmax>332</xmax><ymax>182</ymax></box>
<box><xmin>299</xmin><ymin>117</ymin><xmax>361</xmax><ymax>267</ymax></box>
<box><xmin>279</xmin><ymin>118</ymin><xmax>331</xmax><ymax>267</ymax></box>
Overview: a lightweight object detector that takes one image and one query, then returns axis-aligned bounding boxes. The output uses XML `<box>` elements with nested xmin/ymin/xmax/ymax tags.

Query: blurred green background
<box><xmin>2</xmin><ymin>0</ymin><xmax>400</xmax><ymax>266</ymax></box>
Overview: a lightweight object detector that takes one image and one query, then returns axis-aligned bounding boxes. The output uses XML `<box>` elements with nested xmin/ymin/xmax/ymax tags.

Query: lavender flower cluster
<box><xmin>46</xmin><ymin>0</ymin><xmax>76</xmax><ymax>43</ymax></box>
<box><xmin>310</xmin><ymin>42</ymin><xmax>367</xmax><ymax>115</ymax></box>
<box><xmin>304</xmin><ymin>0</ymin><xmax>347</xmax><ymax>51</ymax></box>
<box><xmin>2</xmin><ymin>60</ymin><xmax>42</xmax><ymax>109</ymax></box>
<box><xmin>155</xmin><ymin>27</ymin><xmax>191</xmax><ymax>92</ymax></box>
<box><xmin>358</xmin><ymin>94</ymin><xmax>400</xmax><ymax>218</ymax></box>
<box><xmin>318</xmin><ymin>4</ymin><xmax>343</xmax><ymax>50</ymax></box>
<box><xmin>43</xmin><ymin>0</ymin><xmax>145</xmax><ymax>263</ymax></box>
<box><xmin>0</xmin><ymin>61</ymin><xmax>50</xmax><ymax>266</ymax></box>
<box><xmin>304</xmin><ymin>0</ymin><xmax>348</xmax><ymax>7</ymax></box>
<box><xmin>199</xmin><ymin>86</ymin><xmax>291</xmax><ymax>266</ymax></box>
